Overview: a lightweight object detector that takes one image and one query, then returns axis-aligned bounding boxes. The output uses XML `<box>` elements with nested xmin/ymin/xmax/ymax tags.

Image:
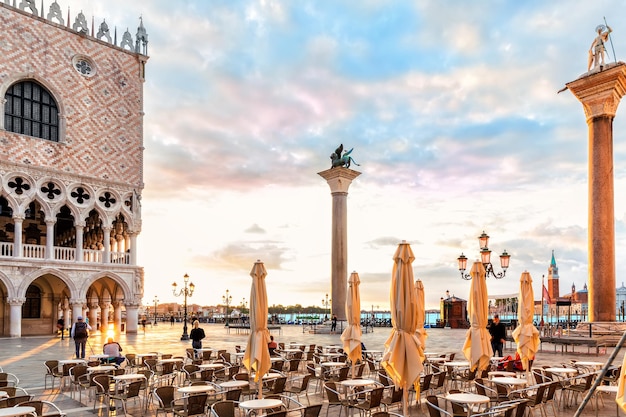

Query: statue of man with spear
<box><xmin>588</xmin><ymin>20</ymin><xmax>614</xmax><ymax>71</ymax></box>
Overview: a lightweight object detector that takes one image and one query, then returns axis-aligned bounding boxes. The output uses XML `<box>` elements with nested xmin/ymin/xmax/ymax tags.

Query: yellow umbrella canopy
<box><xmin>512</xmin><ymin>271</ymin><xmax>540</xmax><ymax>371</ymax></box>
<box><xmin>415</xmin><ymin>279</ymin><xmax>428</xmax><ymax>350</ymax></box>
<box><xmin>381</xmin><ymin>241</ymin><xmax>424</xmax><ymax>417</ymax></box>
<box><xmin>462</xmin><ymin>261</ymin><xmax>493</xmax><ymax>371</ymax></box>
<box><xmin>617</xmin><ymin>353</ymin><xmax>626</xmax><ymax>412</ymax></box>
<box><xmin>341</xmin><ymin>271</ymin><xmax>362</xmax><ymax>378</ymax></box>
<box><xmin>242</xmin><ymin>260</ymin><xmax>271</xmax><ymax>398</ymax></box>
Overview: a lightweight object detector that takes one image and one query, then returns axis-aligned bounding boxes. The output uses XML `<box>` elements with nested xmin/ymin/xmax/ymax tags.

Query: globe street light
<box><xmin>457</xmin><ymin>231</ymin><xmax>511</xmax><ymax>280</ymax></box>
<box><xmin>223</xmin><ymin>289</ymin><xmax>232</xmax><ymax>327</ymax></box>
<box><xmin>172</xmin><ymin>273</ymin><xmax>195</xmax><ymax>341</ymax></box>
<box><xmin>153</xmin><ymin>295</ymin><xmax>159</xmax><ymax>326</ymax></box>
<box><xmin>322</xmin><ymin>293</ymin><xmax>331</xmax><ymax>319</ymax></box>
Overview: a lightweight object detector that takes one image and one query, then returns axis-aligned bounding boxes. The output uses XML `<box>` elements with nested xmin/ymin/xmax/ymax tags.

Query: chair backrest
<box><xmin>234</xmin><ymin>372</ymin><xmax>249</xmax><ymax>382</ymax></box>
<box><xmin>126</xmin><ymin>380</ymin><xmax>143</xmax><ymax>398</ymax></box>
<box><xmin>271</xmin><ymin>360</ymin><xmax>284</xmax><ymax>372</ymax></box>
<box><xmin>369</xmin><ymin>386</ymin><xmax>385</xmax><ymax>408</ymax></box>
<box><xmin>420</xmin><ymin>373</ymin><xmax>433</xmax><ymax>392</ymax></box>
<box><xmin>324</xmin><ymin>382</ymin><xmax>341</xmax><ymax>403</ymax></box>
<box><xmin>271</xmin><ymin>376</ymin><xmax>287</xmax><ymax>394</ymax></box>
<box><xmin>303</xmin><ymin>403</ymin><xmax>323</xmax><ymax>417</ymax></box>
<box><xmin>154</xmin><ymin>385</ymin><xmax>175</xmax><ymax>409</ymax></box>
<box><xmin>186</xmin><ymin>393</ymin><xmax>209</xmax><ymax>415</ymax></box>
<box><xmin>70</xmin><ymin>364</ymin><xmax>89</xmax><ymax>381</ymax></box>
<box><xmin>543</xmin><ymin>381</ymin><xmax>558</xmax><ymax>403</ymax></box>
<box><xmin>125</xmin><ymin>353</ymin><xmax>137</xmax><ymax>366</ymax></box>
<box><xmin>93</xmin><ymin>374</ymin><xmax>111</xmax><ymax>394</ymax></box>
<box><xmin>211</xmin><ymin>400</ymin><xmax>238</xmax><ymax>417</ymax></box>
<box><xmin>426</xmin><ymin>395</ymin><xmax>450</xmax><ymax>417</ymax></box>
<box><xmin>448</xmin><ymin>353</ymin><xmax>455</xmax><ymax>361</ymax></box>
<box><xmin>44</xmin><ymin>360</ymin><xmax>59</xmax><ymax>375</ymax></box>
<box><xmin>0</xmin><ymin>395</ymin><xmax>32</xmax><ymax>408</ymax></box>
<box><xmin>225</xmin><ymin>388</ymin><xmax>242</xmax><ymax>401</ymax></box>
<box><xmin>529</xmin><ymin>383</ymin><xmax>547</xmax><ymax>406</ymax></box>
<box><xmin>288</xmin><ymin>359</ymin><xmax>300</xmax><ymax>372</ymax></box>
<box><xmin>161</xmin><ymin>354</ymin><xmax>173</xmax><ymax>359</ymax></box>
<box><xmin>16</xmin><ymin>400</ymin><xmax>64</xmax><ymax>416</ymax></box>
<box><xmin>299</xmin><ymin>374</ymin><xmax>311</xmax><ymax>391</ymax></box>
<box><xmin>221</xmin><ymin>352</ymin><xmax>231</xmax><ymax>363</ymax></box>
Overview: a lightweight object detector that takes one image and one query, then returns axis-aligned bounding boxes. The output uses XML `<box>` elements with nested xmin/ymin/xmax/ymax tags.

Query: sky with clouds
<box><xmin>60</xmin><ymin>0</ymin><xmax>626</xmax><ymax>311</ymax></box>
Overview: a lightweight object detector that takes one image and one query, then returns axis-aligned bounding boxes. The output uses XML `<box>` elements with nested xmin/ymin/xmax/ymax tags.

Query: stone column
<box><xmin>566</xmin><ymin>63</ymin><xmax>626</xmax><ymax>322</ymax></box>
<box><xmin>318</xmin><ymin>167</ymin><xmax>361</xmax><ymax>321</ymax></box>
<box><xmin>12</xmin><ymin>216</ymin><xmax>23</xmax><ymax>258</ymax></box>
<box><xmin>88</xmin><ymin>303</ymin><xmax>99</xmax><ymax>332</ymax></box>
<box><xmin>70</xmin><ymin>299</ymin><xmax>85</xmax><ymax>329</ymax></box>
<box><xmin>129</xmin><ymin>233</ymin><xmax>138</xmax><ymax>265</ymax></box>
<box><xmin>112</xmin><ymin>301</ymin><xmax>123</xmax><ymax>333</ymax></box>
<box><xmin>75</xmin><ymin>225</ymin><xmax>84</xmax><ymax>262</ymax></box>
<box><xmin>100</xmin><ymin>302</ymin><xmax>110</xmax><ymax>332</ymax></box>
<box><xmin>125</xmin><ymin>301</ymin><xmax>140</xmax><ymax>334</ymax></box>
<box><xmin>103</xmin><ymin>226</ymin><xmax>111</xmax><ymax>263</ymax></box>
<box><xmin>45</xmin><ymin>219</ymin><xmax>55</xmax><ymax>259</ymax></box>
<box><xmin>8</xmin><ymin>298</ymin><xmax>24</xmax><ymax>337</ymax></box>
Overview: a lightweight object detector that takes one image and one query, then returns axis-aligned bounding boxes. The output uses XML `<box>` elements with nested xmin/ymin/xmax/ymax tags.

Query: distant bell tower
<box><xmin>547</xmin><ymin>250</ymin><xmax>560</xmax><ymax>302</ymax></box>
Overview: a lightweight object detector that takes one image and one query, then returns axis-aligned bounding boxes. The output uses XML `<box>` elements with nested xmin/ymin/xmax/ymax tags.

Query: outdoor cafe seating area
<box><xmin>0</xmin><ymin>341</ymin><xmax>620</xmax><ymax>416</ymax></box>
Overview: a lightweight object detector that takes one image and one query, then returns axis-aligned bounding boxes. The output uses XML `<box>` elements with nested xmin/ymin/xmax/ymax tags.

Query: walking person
<box><xmin>170</xmin><ymin>316</ymin><xmax>175</xmax><ymax>327</ymax></box>
<box><xmin>57</xmin><ymin>316</ymin><xmax>65</xmax><ymax>340</ymax></box>
<box><xmin>189</xmin><ymin>320</ymin><xmax>205</xmax><ymax>358</ymax></box>
<box><xmin>70</xmin><ymin>316</ymin><xmax>91</xmax><ymax>359</ymax></box>
<box><xmin>330</xmin><ymin>314</ymin><xmax>337</xmax><ymax>333</ymax></box>
<box><xmin>488</xmin><ymin>314</ymin><xmax>506</xmax><ymax>357</ymax></box>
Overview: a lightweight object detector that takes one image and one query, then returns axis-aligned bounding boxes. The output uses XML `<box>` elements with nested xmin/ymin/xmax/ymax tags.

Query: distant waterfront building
<box><xmin>0</xmin><ymin>2</ymin><xmax>148</xmax><ymax>336</ymax></box>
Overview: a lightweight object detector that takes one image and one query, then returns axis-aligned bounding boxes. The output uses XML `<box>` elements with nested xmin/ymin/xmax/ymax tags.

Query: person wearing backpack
<box><xmin>70</xmin><ymin>316</ymin><xmax>92</xmax><ymax>359</ymax></box>
<box><xmin>189</xmin><ymin>320</ymin><xmax>205</xmax><ymax>358</ymax></box>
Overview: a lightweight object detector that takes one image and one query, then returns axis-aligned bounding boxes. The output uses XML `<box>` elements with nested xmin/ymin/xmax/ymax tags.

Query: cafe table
<box><xmin>0</xmin><ymin>406</ymin><xmax>36</xmax><ymax>417</ymax></box>
<box><xmin>444</xmin><ymin>392</ymin><xmax>490</xmax><ymax>417</ymax></box>
<box><xmin>239</xmin><ymin>398</ymin><xmax>283</xmax><ymax>416</ymax></box>
<box><xmin>574</xmin><ymin>361</ymin><xmax>604</xmax><ymax>370</ymax></box>
<box><xmin>198</xmin><ymin>363</ymin><xmax>226</xmax><ymax>370</ymax></box>
<box><xmin>87</xmin><ymin>365</ymin><xmax>117</xmax><ymax>373</ymax></box>
<box><xmin>491</xmin><ymin>377</ymin><xmax>527</xmax><ymax>387</ymax></box>
<box><xmin>177</xmin><ymin>385</ymin><xmax>216</xmax><ymax>395</ymax></box>
<box><xmin>220</xmin><ymin>380</ymin><xmax>249</xmax><ymax>389</ymax></box>
<box><xmin>59</xmin><ymin>359</ymin><xmax>86</xmax><ymax>365</ymax></box>
<box><xmin>89</xmin><ymin>353</ymin><xmax>112</xmax><ymax>362</ymax></box>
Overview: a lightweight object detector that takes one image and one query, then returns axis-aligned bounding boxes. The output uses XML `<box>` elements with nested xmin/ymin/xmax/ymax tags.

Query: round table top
<box><xmin>545</xmin><ymin>367</ymin><xmax>577</xmax><ymax>374</ymax></box>
<box><xmin>220</xmin><ymin>380</ymin><xmax>249</xmax><ymax>388</ymax></box>
<box><xmin>427</xmin><ymin>357</ymin><xmax>447</xmax><ymax>363</ymax></box>
<box><xmin>574</xmin><ymin>361</ymin><xmax>604</xmax><ymax>367</ymax></box>
<box><xmin>445</xmin><ymin>393</ymin><xmax>490</xmax><ymax>404</ymax></box>
<box><xmin>0</xmin><ymin>391</ymin><xmax>6</xmax><ymax>399</ymax></box>
<box><xmin>423</xmin><ymin>352</ymin><xmax>443</xmax><ymax>357</ymax></box>
<box><xmin>491</xmin><ymin>377</ymin><xmax>527</xmax><ymax>386</ymax></box>
<box><xmin>137</xmin><ymin>353</ymin><xmax>160</xmax><ymax>357</ymax></box>
<box><xmin>270</xmin><ymin>357</ymin><xmax>284</xmax><ymax>362</ymax></box>
<box><xmin>113</xmin><ymin>373</ymin><xmax>145</xmax><ymax>381</ymax></box>
<box><xmin>178</xmin><ymin>385</ymin><xmax>216</xmax><ymax>394</ymax></box>
<box><xmin>59</xmin><ymin>359</ymin><xmax>86</xmax><ymax>364</ymax></box>
<box><xmin>159</xmin><ymin>358</ymin><xmax>183</xmax><ymax>364</ymax></box>
<box><xmin>196</xmin><ymin>348</ymin><xmax>216</xmax><ymax>353</ymax></box>
<box><xmin>89</xmin><ymin>354</ymin><xmax>111</xmax><ymax>359</ymax></box>
<box><xmin>87</xmin><ymin>365</ymin><xmax>117</xmax><ymax>372</ymax></box>
<box><xmin>340</xmin><ymin>379</ymin><xmax>377</xmax><ymax>387</ymax></box>
<box><xmin>488</xmin><ymin>371</ymin><xmax>516</xmax><ymax>377</ymax></box>
<box><xmin>444</xmin><ymin>361</ymin><xmax>470</xmax><ymax>367</ymax></box>
<box><xmin>321</xmin><ymin>362</ymin><xmax>346</xmax><ymax>367</ymax></box>
<box><xmin>240</xmin><ymin>399</ymin><xmax>283</xmax><ymax>410</ymax></box>
<box><xmin>251</xmin><ymin>372</ymin><xmax>282</xmax><ymax>380</ymax></box>
<box><xmin>0</xmin><ymin>406</ymin><xmax>36</xmax><ymax>417</ymax></box>
<box><xmin>281</xmin><ymin>349</ymin><xmax>301</xmax><ymax>353</ymax></box>
<box><xmin>198</xmin><ymin>363</ymin><xmax>225</xmax><ymax>369</ymax></box>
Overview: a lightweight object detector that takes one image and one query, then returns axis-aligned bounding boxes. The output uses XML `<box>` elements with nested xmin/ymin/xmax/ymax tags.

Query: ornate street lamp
<box><xmin>222</xmin><ymin>289</ymin><xmax>232</xmax><ymax>327</ymax></box>
<box><xmin>457</xmin><ymin>231</ymin><xmax>511</xmax><ymax>280</ymax></box>
<box><xmin>322</xmin><ymin>293</ymin><xmax>331</xmax><ymax>318</ymax></box>
<box><xmin>153</xmin><ymin>295</ymin><xmax>159</xmax><ymax>326</ymax></box>
<box><xmin>172</xmin><ymin>273</ymin><xmax>195</xmax><ymax>340</ymax></box>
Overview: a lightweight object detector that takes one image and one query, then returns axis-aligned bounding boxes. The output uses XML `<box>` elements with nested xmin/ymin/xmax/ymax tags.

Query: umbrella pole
<box><xmin>351</xmin><ymin>362</ymin><xmax>355</xmax><ymax>379</ymax></box>
<box><xmin>403</xmin><ymin>389</ymin><xmax>409</xmax><ymax>416</ymax></box>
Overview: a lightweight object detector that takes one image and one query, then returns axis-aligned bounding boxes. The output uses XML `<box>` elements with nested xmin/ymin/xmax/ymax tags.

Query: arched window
<box><xmin>4</xmin><ymin>80</ymin><xmax>59</xmax><ymax>142</ymax></box>
<box><xmin>22</xmin><ymin>284</ymin><xmax>42</xmax><ymax>318</ymax></box>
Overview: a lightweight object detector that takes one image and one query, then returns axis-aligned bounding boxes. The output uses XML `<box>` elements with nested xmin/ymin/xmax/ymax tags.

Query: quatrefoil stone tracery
<box><xmin>8</xmin><ymin>177</ymin><xmax>31</xmax><ymax>195</ymax></box>
<box><xmin>40</xmin><ymin>182</ymin><xmax>61</xmax><ymax>200</ymax></box>
<box><xmin>70</xmin><ymin>187</ymin><xmax>90</xmax><ymax>204</ymax></box>
<box><xmin>99</xmin><ymin>192</ymin><xmax>116</xmax><ymax>208</ymax></box>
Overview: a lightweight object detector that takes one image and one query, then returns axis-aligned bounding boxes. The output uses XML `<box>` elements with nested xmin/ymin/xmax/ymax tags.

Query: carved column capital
<box><xmin>7</xmin><ymin>297</ymin><xmax>25</xmax><ymax>306</ymax></box>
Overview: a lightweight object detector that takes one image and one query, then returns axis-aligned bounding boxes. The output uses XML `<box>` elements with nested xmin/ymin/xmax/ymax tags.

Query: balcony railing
<box><xmin>0</xmin><ymin>243</ymin><xmax>131</xmax><ymax>264</ymax></box>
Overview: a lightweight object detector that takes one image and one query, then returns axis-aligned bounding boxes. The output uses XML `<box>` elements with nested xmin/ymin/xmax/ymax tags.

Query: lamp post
<box><xmin>153</xmin><ymin>295</ymin><xmax>159</xmax><ymax>326</ymax></box>
<box><xmin>322</xmin><ymin>293</ymin><xmax>331</xmax><ymax>319</ymax></box>
<box><xmin>172</xmin><ymin>273</ymin><xmax>195</xmax><ymax>341</ymax></box>
<box><xmin>457</xmin><ymin>231</ymin><xmax>511</xmax><ymax>280</ymax></box>
<box><xmin>240</xmin><ymin>298</ymin><xmax>247</xmax><ymax>324</ymax></box>
<box><xmin>444</xmin><ymin>290</ymin><xmax>451</xmax><ymax>328</ymax></box>
<box><xmin>222</xmin><ymin>289</ymin><xmax>232</xmax><ymax>327</ymax></box>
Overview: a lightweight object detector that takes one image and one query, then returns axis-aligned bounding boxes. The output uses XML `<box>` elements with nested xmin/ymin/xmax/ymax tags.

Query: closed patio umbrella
<box><xmin>242</xmin><ymin>260</ymin><xmax>271</xmax><ymax>398</ymax></box>
<box><xmin>381</xmin><ymin>241</ymin><xmax>424</xmax><ymax>417</ymax></box>
<box><xmin>462</xmin><ymin>261</ymin><xmax>493</xmax><ymax>372</ymax></box>
<box><xmin>512</xmin><ymin>271</ymin><xmax>540</xmax><ymax>375</ymax></box>
<box><xmin>415</xmin><ymin>279</ymin><xmax>428</xmax><ymax>351</ymax></box>
<box><xmin>341</xmin><ymin>271</ymin><xmax>362</xmax><ymax>378</ymax></box>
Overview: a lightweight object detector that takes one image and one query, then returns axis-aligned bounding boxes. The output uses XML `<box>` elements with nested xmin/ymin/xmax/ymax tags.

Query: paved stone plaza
<box><xmin>0</xmin><ymin>324</ymin><xmax>624</xmax><ymax>416</ymax></box>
